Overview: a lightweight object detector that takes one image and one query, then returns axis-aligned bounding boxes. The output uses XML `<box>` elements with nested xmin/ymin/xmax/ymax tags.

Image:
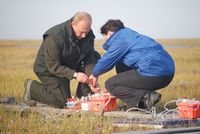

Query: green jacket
<box><xmin>33</xmin><ymin>19</ymin><xmax>98</xmax><ymax>79</ymax></box>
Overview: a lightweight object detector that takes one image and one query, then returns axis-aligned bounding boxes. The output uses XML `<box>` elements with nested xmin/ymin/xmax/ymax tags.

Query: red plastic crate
<box><xmin>177</xmin><ymin>101</ymin><xmax>200</xmax><ymax>119</ymax></box>
<box><xmin>89</xmin><ymin>94</ymin><xmax>116</xmax><ymax>112</ymax></box>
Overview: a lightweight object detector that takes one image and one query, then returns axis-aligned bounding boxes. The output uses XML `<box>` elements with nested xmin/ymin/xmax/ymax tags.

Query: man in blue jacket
<box><xmin>89</xmin><ymin>19</ymin><xmax>175</xmax><ymax>110</ymax></box>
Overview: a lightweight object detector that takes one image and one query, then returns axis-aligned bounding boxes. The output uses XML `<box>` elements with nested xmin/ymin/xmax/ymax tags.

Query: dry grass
<box><xmin>157</xmin><ymin>38</ymin><xmax>200</xmax><ymax>45</ymax></box>
<box><xmin>0</xmin><ymin>39</ymin><xmax>200</xmax><ymax>133</ymax></box>
<box><xmin>156</xmin><ymin>46</ymin><xmax>200</xmax><ymax>110</ymax></box>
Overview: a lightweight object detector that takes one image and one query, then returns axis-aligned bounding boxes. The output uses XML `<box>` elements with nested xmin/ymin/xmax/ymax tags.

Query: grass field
<box><xmin>0</xmin><ymin>39</ymin><xmax>200</xmax><ymax>133</ymax></box>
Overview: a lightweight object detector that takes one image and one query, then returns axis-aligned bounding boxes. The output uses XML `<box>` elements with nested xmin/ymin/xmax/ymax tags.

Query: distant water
<box><xmin>0</xmin><ymin>44</ymin><xmax>40</xmax><ymax>48</ymax></box>
<box><xmin>16</xmin><ymin>44</ymin><xmax>40</xmax><ymax>48</ymax></box>
<box><xmin>0</xmin><ymin>44</ymin><xmax>199</xmax><ymax>49</ymax></box>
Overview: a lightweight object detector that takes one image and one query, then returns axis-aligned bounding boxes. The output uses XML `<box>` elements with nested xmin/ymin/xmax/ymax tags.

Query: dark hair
<box><xmin>100</xmin><ymin>19</ymin><xmax>124</xmax><ymax>35</ymax></box>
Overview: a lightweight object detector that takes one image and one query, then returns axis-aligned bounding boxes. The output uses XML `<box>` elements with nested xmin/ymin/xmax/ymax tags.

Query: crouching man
<box><xmin>23</xmin><ymin>12</ymin><xmax>100</xmax><ymax>108</ymax></box>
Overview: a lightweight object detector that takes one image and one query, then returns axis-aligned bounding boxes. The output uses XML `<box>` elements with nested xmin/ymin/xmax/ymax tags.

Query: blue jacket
<box><xmin>92</xmin><ymin>28</ymin><xmax>175</xmax><ymax>77</ymax></box>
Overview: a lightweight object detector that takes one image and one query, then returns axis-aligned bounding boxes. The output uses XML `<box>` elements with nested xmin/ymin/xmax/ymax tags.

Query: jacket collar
<box><xmin>102</xmin><ymin>28</ymin><xmax>124</xmax><ymax>50</ymax></box>
<box><xmin>65</xmin><ymin>18</ymin><xmax>77</xmax><ymax>46</ymax></box>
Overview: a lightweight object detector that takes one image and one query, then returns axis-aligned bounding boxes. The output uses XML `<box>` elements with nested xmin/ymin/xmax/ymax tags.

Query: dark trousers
<box><xmin>30</xmin><ymin>73</ymin><xmax>92</xmax><ymax>108</ymax></box>
<box><xmin>105</xmin><ymin>63</ymin><xmax>174</xmax><ymax>107</ymax></box>
<box><xmin>30</xmin><ymin>52</ymin><xmax>101</xmax><ymax>108</ymax></box>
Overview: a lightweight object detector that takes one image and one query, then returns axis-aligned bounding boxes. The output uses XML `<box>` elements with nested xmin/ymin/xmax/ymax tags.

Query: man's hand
<box><xmin>76</xmin><ymin>72</ymin><xmax>89</xmax><ymax>83</ymax></box>
<box><xmin>88</xmin><ymin>74</ymin><xmax>100</xmax><ymax>93</ymax></box>
<box><xmin>89</xmin><ymin>84</ymin><xmax>100</xmax><ymax>93</ymax></box>
<box><xmin>88</xmin><ymin>74</ymin><xmax>98</xmax><ymax>87</ymax></box>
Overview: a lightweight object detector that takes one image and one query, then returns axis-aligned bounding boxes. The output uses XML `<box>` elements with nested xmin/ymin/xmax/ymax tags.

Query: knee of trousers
<box><xmin>105</xmin><ymin>79</ymin><xmax>114</xmax><ymax>93</ymax></box>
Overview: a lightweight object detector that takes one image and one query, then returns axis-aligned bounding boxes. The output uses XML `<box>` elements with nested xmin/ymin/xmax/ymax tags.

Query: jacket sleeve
<box><xmin>44</xmin><ymin>36</ymin><xmax>76</xmax><ymax>79</ymax></box>
<box><xmin>92</xmin><ymin>42</ymin><xmax>130</xmax><ymax>77</ymax></box>
<box><xmin>83</xmin><ymin>39</ymin><xmax>101</xmax><ymax>76</ymax></box>
<box><xmin>84</xmin><ymin>50</ymin><xmax>101</xmax><ymax>75</ymax></box>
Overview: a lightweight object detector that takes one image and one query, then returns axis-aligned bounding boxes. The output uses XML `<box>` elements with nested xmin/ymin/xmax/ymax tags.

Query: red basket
<box><xmin>89</xmin><ymin>94</ymin><xmax>116</xmax><ymax>112</ymax></box>
<box><xmin>177</xmin><ymin>101</ymin><xmax>200</xmax><ymax>119</ymax></box>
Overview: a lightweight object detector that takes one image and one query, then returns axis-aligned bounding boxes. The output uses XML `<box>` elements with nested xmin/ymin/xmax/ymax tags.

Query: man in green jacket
<box><xmin>23</xmin><ymin>12</ymin><xmax>100</xmax><ymax>108</ymax></box>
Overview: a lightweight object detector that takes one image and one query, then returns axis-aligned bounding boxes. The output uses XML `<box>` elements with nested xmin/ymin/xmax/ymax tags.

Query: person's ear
<box><xmin>71</xmin><ymin>20</ymin><xmax>77</xmax><ymax>26</ymax></box>
<box><xmin>71</xmin><ymin>21</ymin><xmax>75</xmax><ymax>26</ymax></box>
<box><xmin>107</xmin><ymin>31</ymin><xmax>113</xmax><ymax>36</ymax></box>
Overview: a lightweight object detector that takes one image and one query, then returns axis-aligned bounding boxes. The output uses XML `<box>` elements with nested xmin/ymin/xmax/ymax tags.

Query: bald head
<box><xmin>71</xmin><ymin>12</ymin><xmax>92</xmax><ymax>39</ymax></box>
<box><xmin>72</xmin><ymin>12</ymin><xmax>92</xmax><ymax>24</ymax></box>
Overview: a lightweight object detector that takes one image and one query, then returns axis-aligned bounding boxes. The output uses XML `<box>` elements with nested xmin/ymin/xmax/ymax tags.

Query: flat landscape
<box><xmin>0</xmin><ymin>39</ymin><xmax>200</xmax><ymax>133</ymax></box>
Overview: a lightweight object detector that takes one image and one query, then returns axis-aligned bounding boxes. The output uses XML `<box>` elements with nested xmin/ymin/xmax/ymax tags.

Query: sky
<box><xmin>0</xmin><ymin>0</ymin><xmax>200</xmax><ymax>39</ymax></box>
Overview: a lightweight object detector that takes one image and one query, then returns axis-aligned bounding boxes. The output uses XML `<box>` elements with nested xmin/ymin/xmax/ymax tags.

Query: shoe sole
<box><xmin>151</xmin><ymin>93</ymin><xmax>161</xmax><ymax>106</ymax></box>
<box><xmin>145</xmin><ymin>92</ymin><xmax>161</xmax><ymax>110</ymax></box>
<box><xmin>23</xmin><ymin>79</ymin><xmax>32</xmax><ymax>102</ymax></box>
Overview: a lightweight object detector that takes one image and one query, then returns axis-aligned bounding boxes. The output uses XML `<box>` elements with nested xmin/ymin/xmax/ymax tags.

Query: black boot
<box><xmin>139</xmin><ymin>91</ymin><xmax>161</xmax><ymax>110</ymax></box>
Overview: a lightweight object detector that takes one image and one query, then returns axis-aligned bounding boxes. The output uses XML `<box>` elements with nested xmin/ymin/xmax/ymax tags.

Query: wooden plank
<box><xmin>1</xmin><ymin>103</ymin><xmax>79</xmax><ymax>118</ymax></box>
<box><xmin>2</xmin><ymin>103</ymin><xmax>179</xmax><ymax>120</ymax></box>
<box><xmin>114</xmin><ymin>126</ymin><xmax>200</xmax><ymax>134</ymax></box>
<box><xmin>112</xmin><ymin>122</ymin><xmax>163</xmax><ymax>129</ymax></box>
<box><xmin>0</xmin><ymin>97</ymin><xmax>178</xmax><ymax>120</ymax></box>
<box><xmin>103</xmin><ymin>111</ymin><xmax>154</xmax><ymax>119</ymax></box>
